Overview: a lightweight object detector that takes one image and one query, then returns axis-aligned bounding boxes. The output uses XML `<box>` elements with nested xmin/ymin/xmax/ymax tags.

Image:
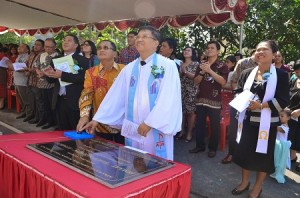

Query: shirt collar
<box><xmin>64</xmin><ymin>52</ymin><xmax>75</xmax><ymax>56</ymax></box>
<box><xmin>140</xmin><ymin>53</ymin><xmax>155</xmax><ymax>65</ymax></box>
<box><xmin>99</xmin><ymin>62</ymin><xmax>120</xmax><ymax>71</ymax></box>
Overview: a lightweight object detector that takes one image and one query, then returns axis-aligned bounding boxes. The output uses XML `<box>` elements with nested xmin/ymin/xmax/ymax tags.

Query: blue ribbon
<box><xmin>126</xmin><ymin>53</ymin><xmax>167</xmax><ymax>159</ymax></box>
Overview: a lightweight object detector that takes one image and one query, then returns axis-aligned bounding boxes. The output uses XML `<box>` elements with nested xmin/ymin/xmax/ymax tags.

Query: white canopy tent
<box><xmin>0</xmin><ymin>0</ymin><xmax>247</xmax><ymax>35</ymax></box>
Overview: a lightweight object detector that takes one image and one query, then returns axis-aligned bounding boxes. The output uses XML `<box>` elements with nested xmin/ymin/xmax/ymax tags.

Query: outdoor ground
<box><xmin>0</xmin><ymin>107</ymin><xmax>299</xmax><ymax>198</ymax></box>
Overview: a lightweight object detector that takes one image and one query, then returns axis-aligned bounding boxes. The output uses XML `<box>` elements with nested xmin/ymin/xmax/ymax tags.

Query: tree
<box><xmin>0</xmin><ymin>32</ymin><xmax>35</xmax><ymax>46</ymax></box>
<box><xmin>243</xmin><ymin>0</ymin><xmax>300</xmax><ymax>62</ymax></box>
<box><xmin>53</xmin><ymin>26</ymin><xmax>128</xmax><ymax>52</ymax></box>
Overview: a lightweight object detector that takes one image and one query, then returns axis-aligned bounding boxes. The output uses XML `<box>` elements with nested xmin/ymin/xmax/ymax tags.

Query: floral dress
<box><xmin>181</xmin><ymin>61</ymin><xmax>199</xmax><ymax>113</ymax></box>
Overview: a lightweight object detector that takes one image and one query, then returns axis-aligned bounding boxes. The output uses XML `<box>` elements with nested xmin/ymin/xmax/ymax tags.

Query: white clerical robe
<box><xmin>93</xmin><ymin>54</ymin><xmax>182</xmax><ymax>160</ymax></box>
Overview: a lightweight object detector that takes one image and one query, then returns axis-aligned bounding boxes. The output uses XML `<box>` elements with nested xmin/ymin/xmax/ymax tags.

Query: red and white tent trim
<box><xmin>0</xmin><ymin>0</ymin><xmax>247</xmax><ymax>36</ymax></box>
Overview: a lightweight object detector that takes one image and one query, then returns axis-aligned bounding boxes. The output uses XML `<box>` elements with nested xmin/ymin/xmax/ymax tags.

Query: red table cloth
<box><xmin>0</xmin><ymin>131</ymin><xmax>191</xmax><ymax>198</ymax></box>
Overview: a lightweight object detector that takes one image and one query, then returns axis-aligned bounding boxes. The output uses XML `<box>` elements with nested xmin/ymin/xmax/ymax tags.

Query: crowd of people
<box><xmin>0</xmin><ymin>25</ymin><xmax>300</xmax><ymax>197</ymax></box>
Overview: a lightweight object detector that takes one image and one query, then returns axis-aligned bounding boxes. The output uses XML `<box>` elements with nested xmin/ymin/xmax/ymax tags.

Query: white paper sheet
<box><xmin>54</xmin><ymin>62</ymin><xmax>71</xmax><ymax>73</ymax></box>
<box><xmin>121</xmin><ymin>119</ymin><xmax>145</xmax><ymax>143</ymax></box>
<box><xmin>12</xmin><ymin>62</ymin><xmax>27</xmax><ymax>71</ymax></box>
<box><xmin>229</xmin><ymin>89</ymin><xmax>255</xmax><ymax>112</ymax></box>
<box><xmin>52</xmin><ymin>55</ymin><xmax>74</xmax><ymax>86</ymax></box>
<box><xmin>0</xmin><ymin>57</ymin><xmax>9</xmax><ymax>68</ymax></box>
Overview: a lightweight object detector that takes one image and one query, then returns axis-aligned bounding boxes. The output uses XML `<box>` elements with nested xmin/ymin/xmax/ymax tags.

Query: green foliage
<box><xmin>95</xmin><ymin>26</ymin><xmax>128</xmax><ymax>51</ymax></box>
<box><xmin>0</xmin><ymin>32</ymin><xmax>19</xmax><ymax>44</ymax></box>
<box><xmin>244</xmin><ymin>0</ymin><xmax>300</xmax><ymax>62</ymax></box>
<box><xmin>52</xmin><ymin>26</ymin><xmax>128</xmax><ymax>52</ymax></box>
<box><xmin>0</xmin><ymin>32</ymin><xmax>39</xmax><ymax>46</ymax></box>
<box><xmin>159</xmin><ymin>22</ymin><xmax>242</xmax><ymax>60</ymax></box>
<box><xmin>2</xmin><ymin>0</ymin><xmax>300</xmax><ymax>63</ymax></box>
<box><xmin>187</xmin><ymin>21</ymin><xmax>241</xmax><ymax>58</ymax></box>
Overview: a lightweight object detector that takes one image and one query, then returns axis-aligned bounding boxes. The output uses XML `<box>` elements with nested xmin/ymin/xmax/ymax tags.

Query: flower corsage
<box><xmin>72</xmin><ymin>59</ymin><xmax>82</xmax><ymax>74</ymax></box>
<box><xmin>151</xmin><ymin>65</ymin><xmax>165</xmax><ymax>79</ymax></box>
<box><xmin>262</xmin><ymin>70</ymin><xmax>272</xmax><ymax>81</ymax></box>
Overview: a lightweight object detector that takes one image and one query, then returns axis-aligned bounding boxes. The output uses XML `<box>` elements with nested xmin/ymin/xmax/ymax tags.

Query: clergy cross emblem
<box><xmin>238</xmin><ymin>123</ymin><xmax>243</xmax><ymax>132</ymax></box>
<box><xmin>129</xmin><ymin>75</ymin><xmax>136</xmax><ymax>87</ymax></box>
<box><xmin>258</xmin><ymin>130</ymin><xmax>269</xmax><ymax>140</ymax></box>
<box><xmin>156</xmin><ymin>133</ymin><xmax>165</xmax><ymax>149</ymax></box>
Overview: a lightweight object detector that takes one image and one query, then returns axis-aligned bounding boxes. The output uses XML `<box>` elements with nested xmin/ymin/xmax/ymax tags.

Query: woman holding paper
<box><xmin>231</xmin><ymin>40</ymin><xmax>289</xmax><ymax>198</ymax></box>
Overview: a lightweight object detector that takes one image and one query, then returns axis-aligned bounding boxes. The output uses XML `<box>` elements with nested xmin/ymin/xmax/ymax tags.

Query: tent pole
<box><xmin>89</xmin><ymin>24</ymin><xmax>92</xmax><ymax>40</ymax></box>
<box><xmin>77</xmin><ymin>31</ymin><xmax>80</xmax><ymax>41</ymax></box>
<box><xmin>20</xmin><ymin>34</ymin><xmax>22</xmax><ymax>44</ymax></box>
<box><xmin>239</xmin><ymin>22</ymin><xmax>244</xmax><ymax>54</ymax></box>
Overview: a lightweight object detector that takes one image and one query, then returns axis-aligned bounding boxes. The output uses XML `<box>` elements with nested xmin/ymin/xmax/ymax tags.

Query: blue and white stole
<box><xmin>127</xmin><ymin>53</ymin><xmax>167</xmax><ymax>159</ymax></box>
<box><xmin>236</xmin><ymin>65</ymin><xmax>277</xmax><ymax>154</ymax></box>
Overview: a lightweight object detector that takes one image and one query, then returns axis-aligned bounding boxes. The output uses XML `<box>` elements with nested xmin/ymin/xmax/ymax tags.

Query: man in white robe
<box><xmin>81</xmin><ymin>26</ymin><xmax>182</xmax><ymax>160</ymax></box>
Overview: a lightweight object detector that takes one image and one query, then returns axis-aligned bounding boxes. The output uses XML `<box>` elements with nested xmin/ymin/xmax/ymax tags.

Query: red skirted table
<box><xmin>0</xmin><ymin>131</ymin><xmax>191</xmax><ymax>198</ymax></box>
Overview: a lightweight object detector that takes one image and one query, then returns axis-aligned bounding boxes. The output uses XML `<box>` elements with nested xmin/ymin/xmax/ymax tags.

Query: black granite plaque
<box><xmin>27</xmin><ymin>138</ymin><xmax>174</xmax><ymax>188</ymax></box>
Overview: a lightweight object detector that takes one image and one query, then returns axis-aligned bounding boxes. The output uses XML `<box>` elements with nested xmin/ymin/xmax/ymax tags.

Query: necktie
<box><xmin>140</xmin><ymin>61</ymin><xmax>146</xmax><ymax>66</ymax></box>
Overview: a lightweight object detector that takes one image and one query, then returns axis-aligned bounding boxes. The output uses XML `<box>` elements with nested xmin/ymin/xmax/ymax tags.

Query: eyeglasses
<box><xmin>136</xmin><ymin>35</ymin><xmax>156</xmax><ymax>40</ymax></box>
<box><xmin>97</xmin><ymin>46</ymin><xmax>114</xmax><ymax>51</ymax></box>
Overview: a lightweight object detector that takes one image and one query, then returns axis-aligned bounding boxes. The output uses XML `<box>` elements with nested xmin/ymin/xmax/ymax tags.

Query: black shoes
<box><xmin>208</xmin><ymin>150</ymin><xmax>216</xmax><ymax>158</ymax></box>
<box><xmin>23</xmin><ymin>116</ymin><xmax>34</xmax><ymax>122</ymax></box>
<box><xmin>36</xmin><ymin>120</ymin><xmax>47</xmax><ymax>127</ymax></box>
<box><xmin>16</xmin><ymin>114</ymin><xmax>26</xmax><ymax>119</ymax></box>
<box><xmin>222</xmin><ymin>154</ymin><xmax>232</xmax><ymax>164</ymax></box>
<box><xmin>41</xmin><ymin>123</ymin><xmax>54</xmax><ymax>129</ymax></box>
<box><xmin>189</xmin><ymin>147</ymin><xmax>205</xmax><ymax>153</ymax></box>
<box><xmin>232</xmin><ymin>182</ymin><xmax>250</xmax><ymax>195</ymax></box>
<box><xmin>28</xmin><ymin>119</ymin><xmax>39</xmax><ymax>124</ymax></box>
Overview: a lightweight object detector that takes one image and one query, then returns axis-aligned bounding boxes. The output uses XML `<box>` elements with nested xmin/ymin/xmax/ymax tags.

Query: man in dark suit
<box><xmin>45</xmin><ymin>34</ymin><xmax>89</xmax><ymax>130</ymax></box>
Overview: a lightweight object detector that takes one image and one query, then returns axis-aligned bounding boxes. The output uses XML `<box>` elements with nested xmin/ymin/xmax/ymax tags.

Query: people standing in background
<box><xmin>177</xmin><ymin>47</ymin><xmax>199</xmax><ymax>143</ymax></box>
<box><xmin>7</xmin><ymin>44</ymin><xmax>18</xmax><ymax>90</ymax></box>
<box><xmin>7</xmin><ymin>44</ymin><xmax>30</xmax><ymax>119</ymax></box>
<box><xmin>287</xmin><ymin>62</ymin><xmax>300</xmax><ymax>172</ymax></box>
<box><xmin>76</xmin><ymin>40</ymin><xmax>125</xmax><ymax>144</ymax></box>
<box><xmin>231</xmin><ymin>50</ymin><xmax>257</xmax><ymax>89</ymax></box>
<box><xmin>270</xmin><ymin>108</ymin><xmax>291</xmax><ymax>183</ymax></box>
<box><xmin>222</xmin><ymin>50</ymin><xmax>257</xmax><ymax>164</ymax></box>
<box><xmin>222</xmin><ymin>55</ymin><xmax>237</xmax><ymax>90</ymax></box>
<box><xmin>118</xmin><ymin>31</ymin><xmax>139</xmax><ymax>65</ymax></box>
<box><xmin>44</xmin><ymin>34</ymin><xmax>89</xmax><ymax>130</ymax></box>
<box><xmin>158</xmin><ymin>38</ymin><xmax>182</xmax><ymax>70</ymax></box>
<box><xmin>26</xmin><ymin>39</ymin><xmax>45</xmax><ymax>126</ymax></box>
<box><xmin>273</xmin><ymin>51</ymin><xmax>292</xmax><ymax>77</ymax></box>
<box><xmin>35</xmin><ymin>38</ymin><xmax>60</xmax><ymax>129</ymax></box>
<box><xmin>0</xmin><ymin>47</ymin><xmax>9</xmax><ymax>110</ymax></box>
<box><xmin>234</xmin><ymin>52</ymin><xmax>243</xmax><ymax>62</ymax></box>
<box><xmin>82</xmin><ymin>40</ymin><xmax>99</xmax><ymax>68</ymax></box>
<box><xmin>189</xmin><ymin>41</ymin><xmax>228</xmax><ymax>158</ymax></box>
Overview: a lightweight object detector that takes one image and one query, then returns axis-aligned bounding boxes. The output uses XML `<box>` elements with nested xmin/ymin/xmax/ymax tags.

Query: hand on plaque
<box><xmin>137</xmin><ymin>122</ymin><xmax>151</xmax><ymax>137</ymax></box>
<box><xmin>76</xmin><ymin>116</ymin><xmax>89</xmax><ymax>132</ymax></box>
<box><xmin>80</xmin><ymin>120</ymin><xmax>98</xmax><ymax>134</ymax></box>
